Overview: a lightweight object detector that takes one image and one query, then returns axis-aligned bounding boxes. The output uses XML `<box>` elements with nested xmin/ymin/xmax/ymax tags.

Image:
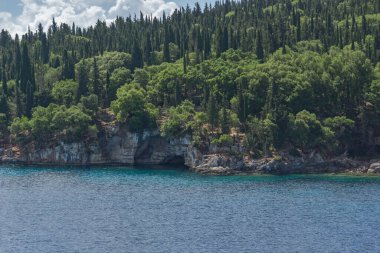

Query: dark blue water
<box><xmin>0</xmin><ymin>166</ymin><xmax>380</xmax><ymax>253</ymax></box>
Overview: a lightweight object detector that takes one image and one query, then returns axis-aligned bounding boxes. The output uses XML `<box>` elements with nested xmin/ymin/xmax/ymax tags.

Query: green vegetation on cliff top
<box><xmin>0</xmin><ymin>0</ymin><xmax>380</xmax><ymax>158</ymax></box>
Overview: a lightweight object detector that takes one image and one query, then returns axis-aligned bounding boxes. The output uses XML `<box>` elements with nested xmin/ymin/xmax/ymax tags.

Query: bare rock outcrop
<box><xmin>1</xmin><ymin>125</ymin><xmax>380</xmax><ymax>176</ymax></box>
<box><xmin>0</xmin><ymin>126</ymin><xmax>190</xmax><ymax>166</ymax></box>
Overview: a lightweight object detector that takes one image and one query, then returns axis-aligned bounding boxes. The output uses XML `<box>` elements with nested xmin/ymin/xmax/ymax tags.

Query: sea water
<box><xmin>0</xmin><ymin>165</ymin><xmax>379</xmax><ymax>252</ymax></box>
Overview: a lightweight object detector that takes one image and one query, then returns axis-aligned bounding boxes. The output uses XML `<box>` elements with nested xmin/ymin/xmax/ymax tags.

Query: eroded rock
<box><xmin>368</xmin><ymin>162</ymin><xmax>380</xmax><ymax>173</ymax></box>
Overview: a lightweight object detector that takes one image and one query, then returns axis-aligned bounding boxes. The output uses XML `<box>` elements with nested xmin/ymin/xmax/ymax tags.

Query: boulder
<box><xmin>368</xmin><ymin>162</ymin><xmax>380</xmax><ymax>173</ymax></box>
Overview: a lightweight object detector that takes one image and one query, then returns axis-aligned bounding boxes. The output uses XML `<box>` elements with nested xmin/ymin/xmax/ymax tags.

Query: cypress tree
<box><xmin>38</xmin><ymin>23</ymin><xmax>49</xmax><ymax>64</ymax></box>
<box><xmin>237</xmin><ymin>78</ymin><xmax>247</xmax><ymax>124</ymax></box>
<box><xmin>52</xmin><ymin>18</ymin><xmax>57</xmax><ymax>34</ymax></box>
<box><xmin>104</xmin><ymin>70</ymin><xmax>111</xmax><ymax>107</ymax></box>
<box><xmin>183</xmin><ymin>52</ymin><xmax>187</xmax><ymax>75</ymax></box>
<box><xmin>0</xmin><ymin>95</ymin><xmax>8</xmax><ymax>116</ymax></box>
<box><xmin>41</xmin><ymin>33</ymin><xmax>49</xmax><ymax>64</ymax></box>
<box><xmin>256</xmin><ymin>30</ymin><xmax>264</xmax><ymax>61</ymax></box>
<box><xmin>362</xmin><ymin>14</ymin><xmax>367</xmax><ymax>40</ymax></box>
<box><xmin>296</xmin><ymin>13</ymin><xmax>301</xmax><ymax>42</ymax></box>
<box><xmin>163</xmin><ymin>26</ymin><xmax>171</xmax><ymax>62</ymax></box>
<box><xmin>15</xmin><ymin>81</ymin><xmax>22</xmax><ymax>117</ymax></box>
<box><xmin>216</xmin><ymin>26</ymin><xmax>223</xmax><ymax>57</ymax></box>
<box><xmin>14</xmin><ymin>35</ymin><xmax>21</xmax><ymax>80</ymax></box>
<box><xmin>175</xmin><ymin>80</ymin><xmax>181</xmax><ymax>106</ymax></box>
<box><xmin>77</xmin><ymin>60</ymin><xmax>88</xmax><ymax>102</ymax></box>
<box><xmin>202</xmin><ymin>82</ymin><xmax>209</xmax><ymax>111</ymax></box>
<box><xmin>203</xmin><ymin>29</ymin><xmax>211</xmax><ymax>60</ymax></box>
<box><xmin>62</xmin><ymin>49</ymin><xmax>75</xmax><ymax>80</ymax></box>
<box><xmin>92</xmin><ymin>57</ymin><xmax>101</xmax><ymax>99</ymax></box>
<box><xmin>20</xmin><ymin>42</ymin><xmax>32</xmax><ymax>93</ymax></box>
<box><xmin>351</xmin><ymin>14</ymin><xmax>356</xmax><ymax>45</ymax></box>
<box><xmin>132</xmin><ymin>41</ymin><xmax>144</xmax><ymax>71</ymax></box>
<box><xmin>2</xmin><ymin>69</ymin><xmax>7</xmax><ymax>96</ymax></box>
<box><xmin>221</xmin><ymin>105</ymin><xmax>229</xmax><ymax>134</ymax></box>
<box><xmin>144</xmin><ymin>34</ymin><xmax>153</xmax><ymax>65</ymax></box>
<box><xmin>344</xmin><ymin>16</ymin><xmax>350</xmax><ymax>45</ymax></box>
<box><xmin>207</xmin><ymin>91</ymin><xmax>218</xmax><ymax>129</ymax></box>
<box><xmin>222</xmin><ymin>26</ymin><xmax>229</xmax><ymax>52</ymax></box>
<box><xmin>26</xmin><ymin>80</ymin><xmax>34</xmax><ymax>117</ymax></box>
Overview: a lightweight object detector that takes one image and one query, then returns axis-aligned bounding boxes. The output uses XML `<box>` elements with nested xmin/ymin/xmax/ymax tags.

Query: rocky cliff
<box><xmin>1</xmin><ymin>125</ymin><xmax>380</xmax><ymax>175</ymax></box>
<box><xmin>0</xmin><ymin>125</ymin><xmax>190</xmax><ymax>166</ymax></box>
<box><xmin>185</xmin><ymin>145</ymin><xmax>380</xmax><ymax>175</ymax></box>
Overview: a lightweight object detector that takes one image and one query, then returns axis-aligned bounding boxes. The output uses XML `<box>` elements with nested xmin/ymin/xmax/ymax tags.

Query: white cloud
<box><xmin>0</xmin><ymin>11</ymin><xmax>26</xmax><ymax>36</ymax></box>
<box><xmin>0</xmin><ymin>0</ymin><xmax>178</xmax><ymax>36</ymax></box>
<box><xmin>108</xmin><ymin>0</ymin><xmax>178</xmax><ymax>18</ymax></box>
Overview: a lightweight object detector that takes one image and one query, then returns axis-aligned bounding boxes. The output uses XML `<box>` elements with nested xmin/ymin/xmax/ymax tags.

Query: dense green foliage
<box><xmin>0</xmin><ymin>0</ymin><xmax>380</xmax><ymax>157</ymax></box>
<box><xmin>9</xmin><ymin>104</ymin><xmax>94</xmax><ymax>145</ymax></box>
<box><xmin>111</xmin><ymin>87</ymin><xmax>158</xmax><ymax>132</ymax></box>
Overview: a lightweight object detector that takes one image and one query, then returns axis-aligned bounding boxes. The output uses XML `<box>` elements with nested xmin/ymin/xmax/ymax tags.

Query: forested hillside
<box><xmin>1</xmin><ymin>0</ymin><xmax>380</xmax><ymax>157</ymax></box>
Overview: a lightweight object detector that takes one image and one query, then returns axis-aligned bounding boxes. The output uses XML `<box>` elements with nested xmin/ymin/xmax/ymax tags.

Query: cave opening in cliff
<box><xmin>164</xmin><ymin>155</ymin><xmax>185</xmax><ymax>165</ymax></box>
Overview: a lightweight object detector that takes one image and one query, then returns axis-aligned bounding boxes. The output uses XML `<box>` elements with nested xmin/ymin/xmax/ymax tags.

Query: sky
<box><xmin>0</xmin><ymin>0</ymin><xmax>207</xmax><ymax>36</ymax></box>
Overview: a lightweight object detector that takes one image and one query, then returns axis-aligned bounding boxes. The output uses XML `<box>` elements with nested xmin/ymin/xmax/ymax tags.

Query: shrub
<box><xmin>160</xmin><ymin>100</ymin><xmax>195</xmax><ymax>137</ymax></box>
<box><xmin>9</xmin><ymin>104</ymin><xmax>93</xmax><ymax>145</ymax></box>
<box><xmin>52</xmin><ymin>80</ymin><xmax>78</xmax><ymax>106</ymax></box>
<box><xmin>211</xmin><ymin>134</ymin><xmax>233</xmax><ymax>145</ymax></box>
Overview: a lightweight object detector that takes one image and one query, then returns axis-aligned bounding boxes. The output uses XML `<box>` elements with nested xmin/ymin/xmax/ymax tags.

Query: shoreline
<box><xmin>1</xmin><ymin>132</ymin><xmax>379</xmax><ymax>176</ymax></box>
<box><xmin>1</xmin><ymin>157</ymin><xmax>379</xmax><ymax>176</ymax></box>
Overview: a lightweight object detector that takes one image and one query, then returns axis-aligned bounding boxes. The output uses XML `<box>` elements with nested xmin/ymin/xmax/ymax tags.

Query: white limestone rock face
<box><xmin>106</xmin><ymin>131</ymin><xmax>140</xmax><ymax>164</ymax></box>
<box><xmin>24</xmin><ymin>142</ymin><xmax>103</xmax><ymax>165</ymax></box>
<box><xmin>12</xmin><ymin>128</ymin><xmax>191</xmax><ymax>166</ymax></box>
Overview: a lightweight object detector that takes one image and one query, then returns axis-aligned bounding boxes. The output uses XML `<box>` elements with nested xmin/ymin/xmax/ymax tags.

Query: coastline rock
<box><xmin>0</xmin><ymin>126</ymin><xmax>378</xmax><ymax>176</ymax></box>
<box><xmin>1</xmin><ymin>128</ymin><xmax>190</xmax><ymax>166</ymax></box>
<box><xmin>368</xmin><ymin>162</ymin><xmax>380</xmax><ymax>173</ymax></box>
<box><xmin>191</xmin><ymin>154</ymin><xmax>244</xmax><ymax>175</ymax></box>
<box><xmin>186</xmin><ymin>147</ymin><xmax>372</xmax><ymax>175</ymax></box>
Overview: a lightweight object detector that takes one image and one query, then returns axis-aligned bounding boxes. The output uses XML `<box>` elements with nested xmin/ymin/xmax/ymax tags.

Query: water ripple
<box><xmin>0</xmin><ymin>166</ymin><xmax>379</xmax><ymax>252</ymax></box>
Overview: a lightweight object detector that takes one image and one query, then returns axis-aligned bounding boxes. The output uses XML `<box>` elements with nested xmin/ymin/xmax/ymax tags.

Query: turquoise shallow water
<box><xmin>0</xmin><ymin>166</ymin><xmax>380</xmax><ymax>253</ymax></box>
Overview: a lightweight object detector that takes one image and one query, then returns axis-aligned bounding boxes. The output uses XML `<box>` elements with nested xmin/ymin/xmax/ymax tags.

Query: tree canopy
<box><xmin>0</xmin><ymin>0</ymin><xmax>379</xmax><ymax>157</ymax></box>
